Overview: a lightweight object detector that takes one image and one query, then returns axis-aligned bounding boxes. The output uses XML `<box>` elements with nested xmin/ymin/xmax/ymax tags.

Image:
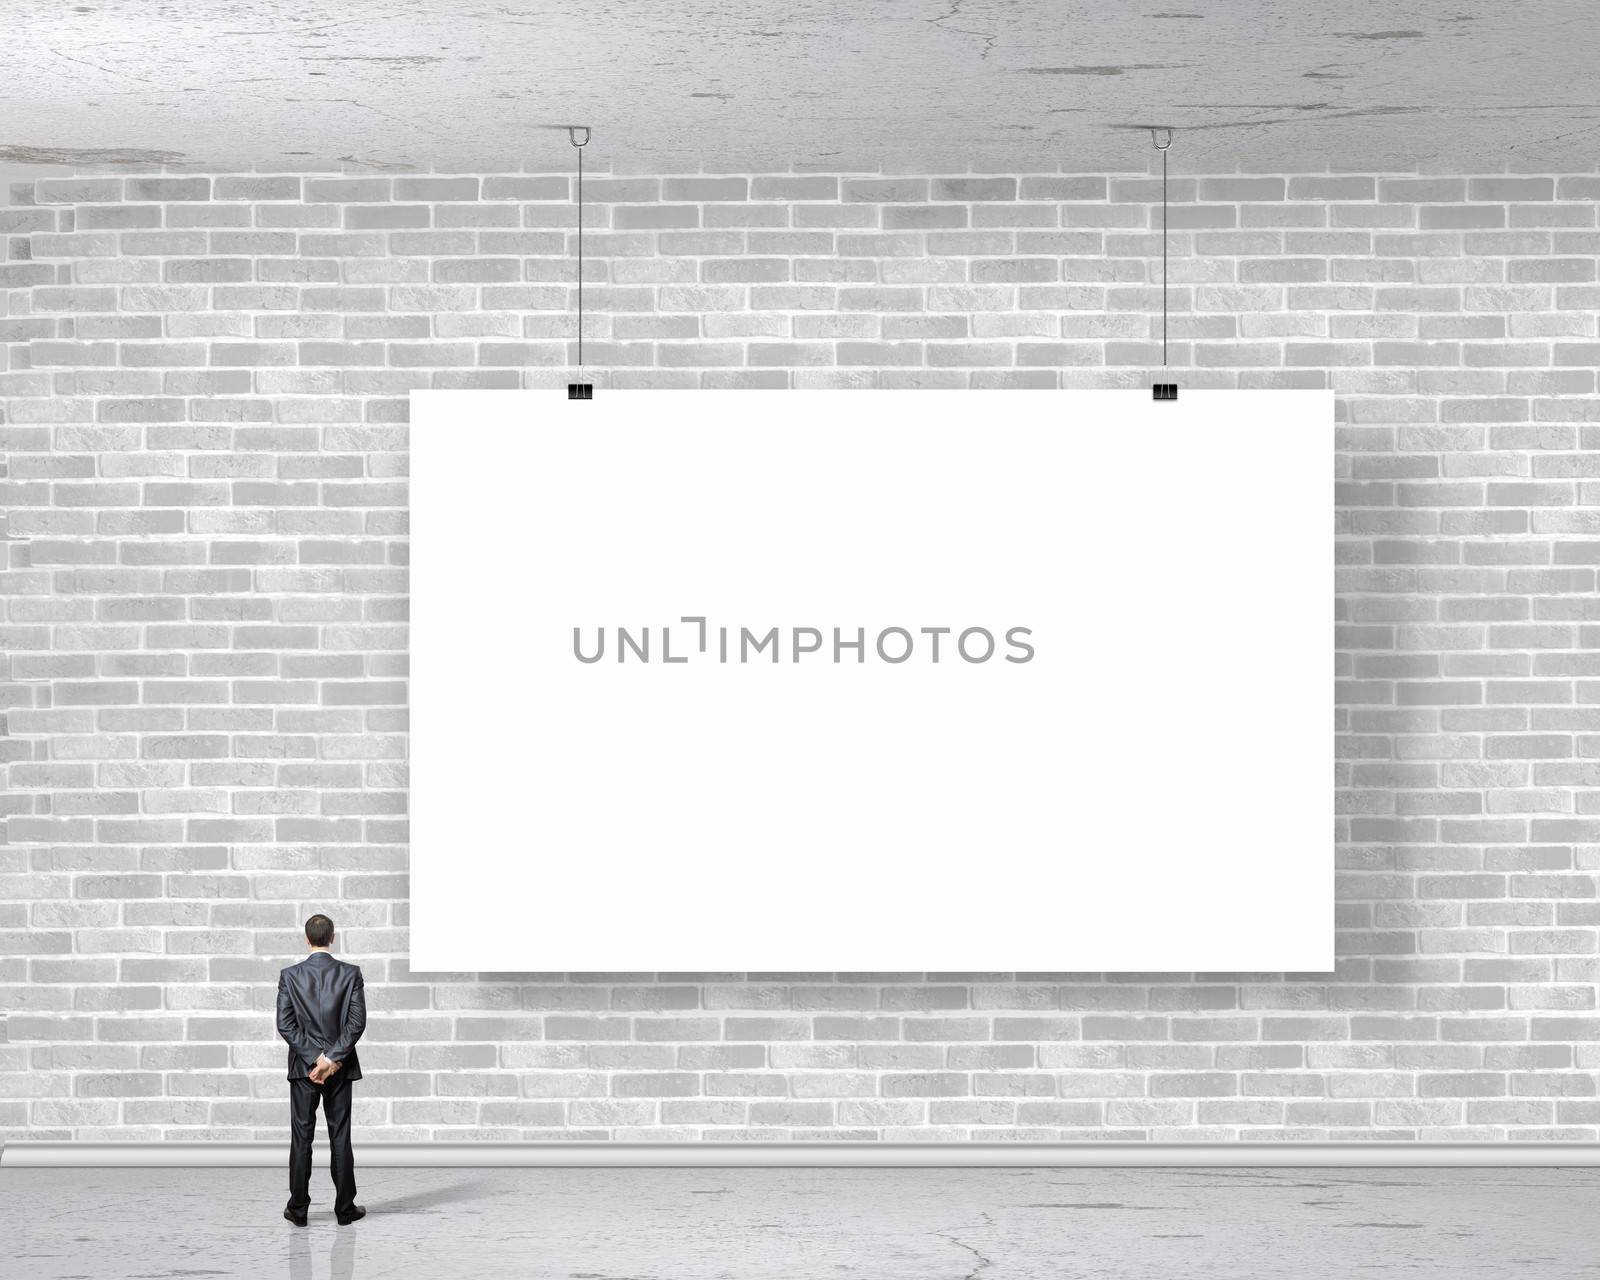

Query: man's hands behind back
<box><xmin>309</xmin><ymin>1054</ymin><xmax>342</xmax><ymax>1085</ymax></box>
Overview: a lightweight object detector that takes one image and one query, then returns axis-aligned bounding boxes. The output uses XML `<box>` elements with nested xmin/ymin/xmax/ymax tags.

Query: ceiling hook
<box><xmin>1150</xmin><ymin>127</ymin><xmax>1174</xmax><ymax>151</ymax></box>
<box><xmin>568</xmin><ymin>126</ymin><xmax>590</xmax><ymax>148</ymax></box>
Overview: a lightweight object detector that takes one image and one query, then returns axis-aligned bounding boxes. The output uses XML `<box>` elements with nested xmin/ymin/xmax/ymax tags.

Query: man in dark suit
<box><xmin>276</xmin><ymin>913</ymin><xmax>367</xmax><ymax>1226</ymax></box>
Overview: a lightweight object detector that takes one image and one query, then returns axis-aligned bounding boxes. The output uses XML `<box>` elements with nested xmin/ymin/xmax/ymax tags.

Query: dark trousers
<box><xmin>287</xmin><ymin>1074</ymin><xmax>357</xmax><ymax>1216</ymax></box>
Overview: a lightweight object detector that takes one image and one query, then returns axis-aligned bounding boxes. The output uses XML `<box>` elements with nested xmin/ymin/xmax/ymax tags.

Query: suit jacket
<box><xmin>276</xmin><ymin>951</ymin><xmax>366</xmax><ymax>1083</ymax></box>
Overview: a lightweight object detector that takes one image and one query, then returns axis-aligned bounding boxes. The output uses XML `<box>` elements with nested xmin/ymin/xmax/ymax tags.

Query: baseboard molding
<box><xmin>6</xmin><ymin>1141</ymin><xmax>1600</xmax><ymax>1168</ymax></box>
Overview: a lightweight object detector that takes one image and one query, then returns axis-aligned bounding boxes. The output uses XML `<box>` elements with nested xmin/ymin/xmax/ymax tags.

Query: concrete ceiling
<box><xmin>5</xmin><ymin>1</ymin><xmax>1599</xmax><ymax>173</ymax></box>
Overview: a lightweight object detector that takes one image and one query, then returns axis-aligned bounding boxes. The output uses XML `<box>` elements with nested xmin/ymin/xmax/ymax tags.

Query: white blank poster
<box><xmin>409</xmin><ymin>390</ymin><xmax>1331</xmax><ymax>973</ymax></box>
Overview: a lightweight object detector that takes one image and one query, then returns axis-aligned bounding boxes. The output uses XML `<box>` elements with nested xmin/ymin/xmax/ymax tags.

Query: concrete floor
<box><xmin>9</xmin><ymin>1166</ymin><xmax>1600</xmax><ymax>1279</ymax></box>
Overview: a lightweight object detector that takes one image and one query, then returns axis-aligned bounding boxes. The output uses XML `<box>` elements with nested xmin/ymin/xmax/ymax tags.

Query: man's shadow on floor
<box><xmin>374</xmin><ymin>1177</ymin><xmax>493</xmax><ymax>1215</ymax></box>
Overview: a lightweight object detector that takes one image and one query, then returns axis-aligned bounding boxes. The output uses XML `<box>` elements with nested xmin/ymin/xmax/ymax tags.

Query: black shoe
<box><xmin>336</xmin><ymin>1206</ymin><xmax>366</xmax><ymax>1225</ymax></box>
<box><xmin>284</xmin><ymin>1209</ymin><xmax>308</xmax><ymax>1227</ymax></box>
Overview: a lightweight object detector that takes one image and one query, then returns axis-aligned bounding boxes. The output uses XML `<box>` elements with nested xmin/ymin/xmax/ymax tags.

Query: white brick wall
<box><xmin>3</xmin><ymin>168</ymin><xmax>1599</xmax><ymax>1144</ymax></box>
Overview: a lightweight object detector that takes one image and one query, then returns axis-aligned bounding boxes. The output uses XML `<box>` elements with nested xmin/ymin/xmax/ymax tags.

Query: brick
<box><xmin>842</xmin><ymin>179</ymin><xmax>928</xmax><ymax>202</ymax></box>
<box><xmin>344</xmin><ymin>204</ymin><xmax>430</xmax><ymax>230</ymax></box>
<box><xmin>213</xmin><ymin>176</ymin><xmax>302</xmax><ymax>201</ymax></box>
<box><xmin>662</xmin><ymin>178</ymin><xmax>749</xmax><ymax>202</ymax></box>
<box><xmin>35</xmin><ymin>178</ymin><xmax>123</xmax><ymax>203</ymax></box>
<box><xmin>930</xmin><ymin>178</ymin><xmax>1017</xmax><ymax>201</ymax></box>
<box><xmin>612</xmin><ymin>204</ymin><xmax>700</xmax><ymax>230</ymax></box>
<box><xmin>125</xmin><ymin>178</ymin><xmax>211</xmax><ymax>202</ymax></box>
<box><xmin>752</xmin><ymin>176</ymin><xmax>839</xmax><ymax>201</ymax></box>
<box><xmin>76</xmin><ymin>205</ymin><xmax>162</xmax><ymax>230</ymax></box>
<box><xmin>304</xmin><ymin>178</ymin><xmax>392</xmax><ymax>202</ymax></box>
<box><xmin>393</xmin><ymin>177</ymin><xmax>480</xmax><ymax>201</ymax></box>
<box><xmin>162</xmin><ymin>259</ymin><xmax>252</xmax><ymax>284</ymax></box>
<box><xmin>481</xmin><ymin>176</ymin><xmax>569</xmax><ymax>200</ymax></box>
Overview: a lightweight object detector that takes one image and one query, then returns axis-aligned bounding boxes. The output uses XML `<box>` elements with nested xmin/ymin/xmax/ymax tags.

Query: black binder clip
<box><xmin>568</xmin><ymin>383</ymin><xmax>593</xmax><ymax>400</ymax></box>
<box><xmin>1152</xmin><ymin>383</ymin><xmax>1178</xmax><ymax>401</ymax></box>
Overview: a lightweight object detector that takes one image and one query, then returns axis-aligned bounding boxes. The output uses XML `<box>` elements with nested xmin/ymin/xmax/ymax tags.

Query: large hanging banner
<box><xmin>409</xmin><ymin>390</ymin><xmax>1331</xmax><ymax>972</ymax></box>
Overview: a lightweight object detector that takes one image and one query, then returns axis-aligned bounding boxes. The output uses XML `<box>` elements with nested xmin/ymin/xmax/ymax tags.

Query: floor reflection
<box><xmin>287</xmin><ymin>1222</ymin><xmax>358</xmax><ymax>1280</ymax></box>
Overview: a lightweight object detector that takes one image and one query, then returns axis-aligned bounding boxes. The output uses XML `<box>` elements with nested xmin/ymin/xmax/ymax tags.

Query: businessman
<box><xmin>276</xmin><ymin>914</ymin><xmax>367</xmax><ymax>1226</ymax></box>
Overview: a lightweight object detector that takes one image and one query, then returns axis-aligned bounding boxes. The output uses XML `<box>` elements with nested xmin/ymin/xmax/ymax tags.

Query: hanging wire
<box><xmin>1151</xmin><ymin>128</ymin><xmax>1173</xmax><ymax>368</ymax></box>
<box><xmin>568</xmin><ymin>126</ymin><xmax>590</xmax><ymax>373</ymax></box>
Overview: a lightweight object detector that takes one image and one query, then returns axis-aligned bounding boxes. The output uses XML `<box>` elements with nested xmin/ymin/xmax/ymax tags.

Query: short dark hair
<box><xmin>304</xmin><ymin>914</ymin><xmax>335</xmax><ymax>948</ymax></box>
